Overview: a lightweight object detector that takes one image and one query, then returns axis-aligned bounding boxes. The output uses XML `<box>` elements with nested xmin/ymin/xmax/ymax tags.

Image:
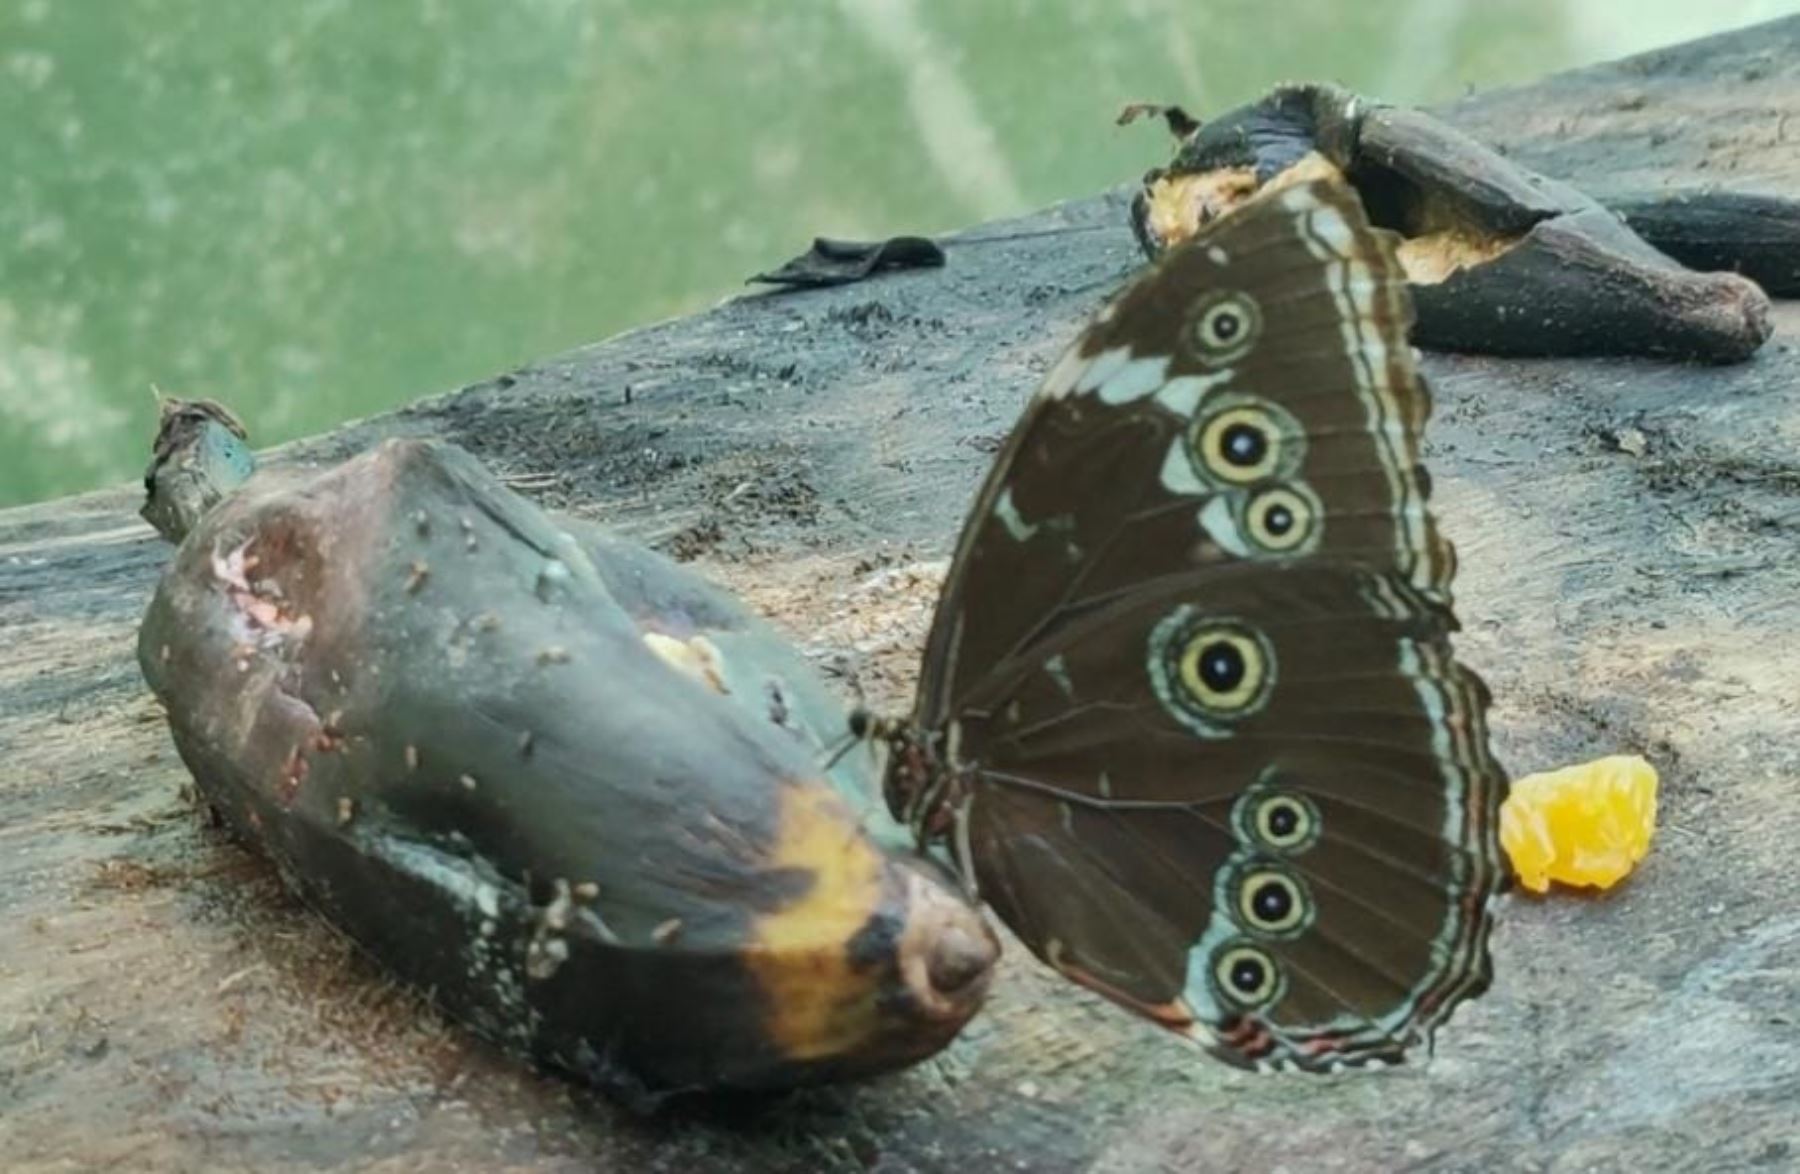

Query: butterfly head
<box><xmin>846</xmin><ymin>708</ymin><xmax>965</xmax><ymax>849</ymax></box>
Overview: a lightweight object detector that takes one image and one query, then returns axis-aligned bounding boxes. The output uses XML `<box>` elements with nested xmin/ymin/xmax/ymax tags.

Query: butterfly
<box><xmin>863</xmin><ymin>176</ymin><xmax>1510</xmax><ymax>1071</ymax></box>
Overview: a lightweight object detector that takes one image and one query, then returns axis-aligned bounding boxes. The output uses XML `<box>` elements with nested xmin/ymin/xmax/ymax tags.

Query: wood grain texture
<box><xmin>4</xmin><ymin>18</ymin><xmax>1799</xmax><ymax>1172</ymax></box>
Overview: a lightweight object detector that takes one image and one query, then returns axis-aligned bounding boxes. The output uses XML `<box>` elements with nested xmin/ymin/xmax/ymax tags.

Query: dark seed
<box><xmin>1267</xmin><ymin>803</ymin><xmax>1300</xmax><ymax>838</ymax></box>
<box><xmin>1263</xmin><ymin>503</ymin><xmax>1294</xmax><ymax>535</ymax></box>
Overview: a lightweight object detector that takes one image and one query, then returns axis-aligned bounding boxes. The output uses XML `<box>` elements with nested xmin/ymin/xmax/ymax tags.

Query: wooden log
<box><xmin>4</xmin><ymin>18</ymin><xmax>1799</xmax><ymax>1170</ymax></box>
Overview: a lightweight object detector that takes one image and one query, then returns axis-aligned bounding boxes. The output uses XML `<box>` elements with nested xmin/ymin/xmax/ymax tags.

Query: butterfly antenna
<box><xmin>820</xmin><ymin>727</ymin><xmax>861</xmax><ymax>772</ymax></box>
<box><xmin>821</xmin><ymin>704</ymin><xmax>877</xmax><ymax>772</ymax></box>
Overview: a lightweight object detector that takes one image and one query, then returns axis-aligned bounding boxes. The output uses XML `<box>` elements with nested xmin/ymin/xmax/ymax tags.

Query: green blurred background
<box><xmin>2</xmin><ymin>0</ymin><xmax>1794</xmax><ymax>506</ymax></box>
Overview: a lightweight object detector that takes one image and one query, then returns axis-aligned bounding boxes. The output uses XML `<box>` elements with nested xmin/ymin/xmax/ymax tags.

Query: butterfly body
<box><xmin>880</xmin><ymin>178</ymin><xmax>1509</xmax><ymax>1071</ymax></box>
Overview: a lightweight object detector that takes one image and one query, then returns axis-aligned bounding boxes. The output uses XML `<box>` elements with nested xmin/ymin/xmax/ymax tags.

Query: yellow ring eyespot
<box><xmin>1187</xmin><ymin>291</ymin><xmax>1261</xmax><ymax>364</ymax></box>
<box><xmin>1253</xmin><ymin>794</ymin><xmax>1319</xmax><ymax>851</ymax></box>
<box><xmin>1243</xmin><ymin>485</ymin><xmax>1318</xmax><ymax>552</ymax></box>
<box><xmin>1214</xmin><ymin>944</ymin><xmax>1281</xmax><ymax>1008</ymax></box>
<box><xmin>1149</xmin><ymin>610</ymin><xmax>1275</xmax><ymax>736</ymax></box>
<box><xmin>1196</xmin><ymin>406</ymin><xmax>1281</xmax><ymax>484</ymax></box>
<box><xmin>1236</xmin><ymin>868</ymin><xmax>1310</xmax><ymax>936</ymax></box>
<box><xmin>1177</xmin><ymin>625</ymin><xmax>1271</xmax><ymax>714</ymax></box>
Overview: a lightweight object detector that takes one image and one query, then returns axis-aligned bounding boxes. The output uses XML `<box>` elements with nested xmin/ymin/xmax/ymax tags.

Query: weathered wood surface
<box><xmin>5</xmin><ymin>20</ymin><xmax>1800</xmax><ymax>1172</ymax></box>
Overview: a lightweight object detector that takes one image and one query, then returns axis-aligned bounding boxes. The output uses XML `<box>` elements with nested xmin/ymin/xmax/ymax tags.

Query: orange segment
<box><xmin>1500</xmin><ymin>755</ymin><xmax>1659</xmax><ymax>894</ymax></box>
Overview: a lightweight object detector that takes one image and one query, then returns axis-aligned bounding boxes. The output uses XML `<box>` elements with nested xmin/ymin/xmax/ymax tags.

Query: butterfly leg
<box><xmin>951</xmin><ymin>794</ymin><xmax>981</xmax><ymax>904</ymax></box>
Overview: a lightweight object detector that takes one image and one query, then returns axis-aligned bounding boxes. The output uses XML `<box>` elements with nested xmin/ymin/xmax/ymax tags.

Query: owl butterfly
<box><xmin>871</xmin><ymin>177</ymin><xmax>1509</xmax><ymax>1071</ymax></box>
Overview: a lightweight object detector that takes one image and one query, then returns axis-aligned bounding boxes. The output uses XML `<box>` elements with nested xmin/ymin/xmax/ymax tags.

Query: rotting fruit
<box><xmin>137</xmin><ymin>410</ymin><xmax>997</xmax><ymax>1104</ymax></box>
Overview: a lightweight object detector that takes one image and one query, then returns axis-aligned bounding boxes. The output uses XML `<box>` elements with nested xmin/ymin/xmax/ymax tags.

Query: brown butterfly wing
<box><xmin>913</xmin><ymin>179</ymin><xmax>1506</xmax><ymax>1069</ymax></box>
<box><xmin>916</xmin><ymin>178</ymin><xmax>1451</xmax><ymax>729</ymax></box>
<box><xmin>960</xmin><ymin>563</ymin><xmax>1503</xmax><ymax>1068</ymax></box>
